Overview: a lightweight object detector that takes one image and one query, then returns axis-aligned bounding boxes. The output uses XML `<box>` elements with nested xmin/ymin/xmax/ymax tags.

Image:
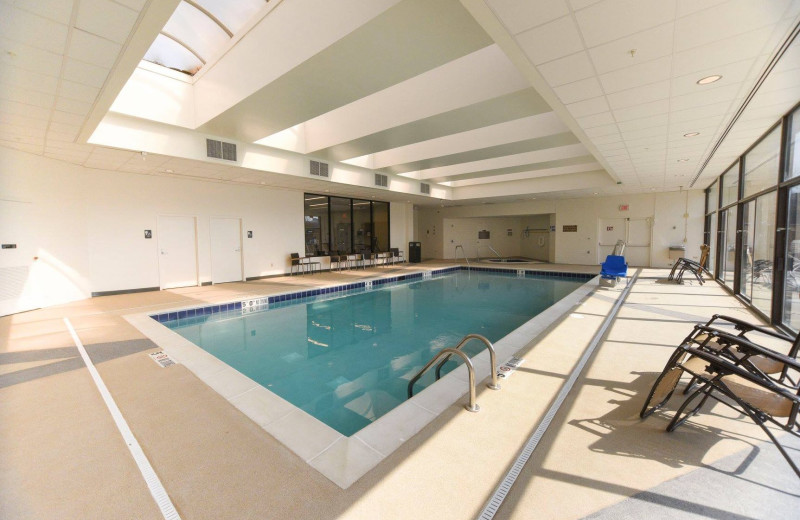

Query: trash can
<box><xmin>409</xmin><ymin>242</ymin><xmax>421</xmax><ymax>263</ymax></box>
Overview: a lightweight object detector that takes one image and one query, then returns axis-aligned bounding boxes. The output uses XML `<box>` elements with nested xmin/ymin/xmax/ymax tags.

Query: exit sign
<box><xmin>619</xmin><ymin>204</ymin><xmax>629</xmax><ymax>211</ymax></box>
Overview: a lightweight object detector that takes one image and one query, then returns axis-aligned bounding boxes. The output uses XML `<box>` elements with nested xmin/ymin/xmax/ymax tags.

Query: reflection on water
<box><xmin>170</xmin><ymin>272</ymin><xmax>583</xmax><ymax>435</ymax></box>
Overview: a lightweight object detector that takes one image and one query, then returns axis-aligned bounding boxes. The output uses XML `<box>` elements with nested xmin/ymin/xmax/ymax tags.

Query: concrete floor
<box><xmin>1</xmin><ymin>263</ymin><xmax>798</xmax><ymax>519</ymax></box>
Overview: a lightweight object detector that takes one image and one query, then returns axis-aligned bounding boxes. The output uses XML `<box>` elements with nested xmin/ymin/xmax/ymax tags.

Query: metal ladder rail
<box><xmin>408</xmin><ymin>348</ymin><xmax>479</xmax><ymax>412</ymax></box>
<box><xmin>487</xmin><ymin>245</ymin><xmax>502</xmax><ymax>258</ymax></box>
<box><xmin>454</xmin><ymin>244</ymin><xmax>471</xmax><ymax>270</ymax></box>
<box><xmin>434</xmin><ymin>334</ymin><xmax>500</xmax><ymax>391</ymax></box>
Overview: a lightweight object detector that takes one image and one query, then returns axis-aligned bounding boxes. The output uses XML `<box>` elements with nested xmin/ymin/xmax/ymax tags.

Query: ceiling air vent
<box><xmin>310</xmin><ymin>160</ymin><xmax>329</xmax><ymax>178</ymax></box>
<box><xmin>374</xmin><ymin>173</ymin><xmax>388</xmax><ymax>187</ymax></box>
<box><xmin>420</xmin><ymin>182</ymin><xmax>430</xmax><ymax>195</ymax></box>
<box><xmin>206</xmin><ymin>138</ymin><xmax>237</xmax><ymax>161</ymax></box>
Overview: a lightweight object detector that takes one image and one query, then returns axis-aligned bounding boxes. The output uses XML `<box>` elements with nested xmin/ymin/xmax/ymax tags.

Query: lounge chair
<box><xmin>641</xmin><ymin>331</ymin><xmax>800</xmax><ymax>477</ymax></box>
<box><xmin>389</xmin><ymin>247</ymin><xmax>404</xmax><ymax>264</ymax></box>
<box><xmin>668</xmin><ymin>244</ymin><xmax>710</xmax><ymax>284</ymax></box>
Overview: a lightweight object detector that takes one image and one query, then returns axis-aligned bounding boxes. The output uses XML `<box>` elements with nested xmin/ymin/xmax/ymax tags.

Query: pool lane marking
<box><xmin>476</xmin><ymin>271</ymin><xmax>639</xmax><ymax>520</ymax></box>
<box><xmin>64</xmin><ymin>318</ymin><xmax>181</xmax><ymax>520</ymax></box>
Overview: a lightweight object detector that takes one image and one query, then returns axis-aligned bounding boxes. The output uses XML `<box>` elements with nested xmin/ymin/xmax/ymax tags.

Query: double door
<box><xmin>598</xmin><ymin>218</ymin><xmax>651</xmax><ymax>266</ymax></box>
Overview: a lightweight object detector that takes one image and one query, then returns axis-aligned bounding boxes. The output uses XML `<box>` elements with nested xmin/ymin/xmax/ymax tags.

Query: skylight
<box><xmin>143</xmin><ymin>0</ymin><xmax>267</xmax><ymax>76</ymax></box>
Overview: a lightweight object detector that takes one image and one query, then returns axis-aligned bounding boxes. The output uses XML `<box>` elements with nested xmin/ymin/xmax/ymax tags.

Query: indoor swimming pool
<box><xmin>159</xmin><ymin>269</ymin><xmax>587</xmax><ymax>436</ymax></box>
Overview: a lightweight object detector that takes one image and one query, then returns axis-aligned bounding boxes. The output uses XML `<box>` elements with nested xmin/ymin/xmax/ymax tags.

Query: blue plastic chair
<box><xmin>600</xmin><ymin>255</ymin><xmax>628</xmax><ymax>284</ymax></box>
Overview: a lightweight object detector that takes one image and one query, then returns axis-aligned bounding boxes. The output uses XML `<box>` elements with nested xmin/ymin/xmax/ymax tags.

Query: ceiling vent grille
<box><xmin>310</xmin><ymin>160</ymin><xmax>329</xmax><ymax>178</ymax></box>
<box><xmin>420</xmin><ymin>182</ymin><xmax>430</xmax><ymax>195</ymax></box>
<box><xmin>374</xmin><ymin>173</ymin><xmax>388</xmax><ymax>187</ymax></box>
<box><xmin>206</xmin><ymin>138</ymin><xmax>237</xmax><ymax>161</ymax></box>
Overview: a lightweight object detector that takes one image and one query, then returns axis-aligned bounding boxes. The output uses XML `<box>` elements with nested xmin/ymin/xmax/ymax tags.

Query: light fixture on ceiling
<box><xmin>164</xmin><ymin>169</ymin><xmax>174</xmax><ymax>173</ymax></box>
<box><xmin>683</xmin><ymin>132</ymin><xmax>700</xmax><ymax>137</ymax></box>
<box><xmin>677</xmin><ymin>158</ymin><xmax>690</xmax><ymax>162</ymax></box>
<box><xmin>593</xmin><ymin>192</ymin><xmax>598</xmax><ymax>195</ymax></box>
<box><xmin>696</xmin><ymin>75</ymin><xmax>722</xmax><ymax>85</ymax></box>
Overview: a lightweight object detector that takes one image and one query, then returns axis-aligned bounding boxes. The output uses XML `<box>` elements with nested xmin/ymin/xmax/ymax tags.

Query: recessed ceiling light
<box><xmin>697</xmin><ymin>75</ymin><xmax>722</xmax><ymax>85</ymax></box>
<box><xmin>593</xmin><ymin>192</ymin><xmax>598</xmax><ymax>195</ymax></box>
<box><xmin>677</xmin><ymin>158</ymin><xmax>690</xmax><ymax>162</ymax></box>
<box><xmin>683</xmin><ymin>132</ymin><xmax>700</xmax><ymax>138</ymax></box>
<box><xmin>165</xmin><ymin>169</ymin><xmax>174</xmax><ymax>173</ymax></box>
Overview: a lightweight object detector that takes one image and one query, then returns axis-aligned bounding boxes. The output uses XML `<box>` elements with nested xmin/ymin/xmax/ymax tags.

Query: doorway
<box><xmin>157</xmin><ymin>215</ymin><xmax>198</xmax><ymax>290</ymax></box>
<box><xmin>598</xmin><ymin>217</ymin><xmax>652</xmax><ymax>266</ymax></box>
<box><xmin>210</xmin><ymin>217</ymin><xmax>243</xmax><ymax>284</ymax></box>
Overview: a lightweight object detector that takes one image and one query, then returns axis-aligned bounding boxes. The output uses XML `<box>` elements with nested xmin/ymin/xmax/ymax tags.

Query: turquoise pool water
<box><xmin>164</xmin><ymin>270</ymin><xmax>585</xmax><ymax>435</ymax></box>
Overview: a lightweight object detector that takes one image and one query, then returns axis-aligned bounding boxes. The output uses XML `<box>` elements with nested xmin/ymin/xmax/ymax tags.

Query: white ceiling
<box><xmin>1</xmin><ymin>0</ymin><xmax>799</xmax><ymax>206</ymax></box>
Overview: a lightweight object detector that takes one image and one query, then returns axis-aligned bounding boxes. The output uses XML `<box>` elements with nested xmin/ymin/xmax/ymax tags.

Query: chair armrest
<box><xmin>709</xmin><ymin>329</ymin><xmax>800</xmax><ymax>371</ymax></box>
<box><xmin>680</xmin><ymin>344</ymin><xmax>800</xmax><ymax>401</ymax></box>
<box><xmin>706</xmin><ymin>314</ymin><xmax>793</xmax><ymax>341</ymax></box>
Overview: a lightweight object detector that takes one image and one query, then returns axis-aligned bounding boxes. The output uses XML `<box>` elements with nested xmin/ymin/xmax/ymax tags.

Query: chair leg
<box><xmin>666</xmin><ymin>383</ymin><xmax>712</xmax><ymax>432</ymax></box>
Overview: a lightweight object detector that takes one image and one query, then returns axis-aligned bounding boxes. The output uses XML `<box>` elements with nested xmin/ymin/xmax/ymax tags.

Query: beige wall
<box><xmin>417</xmin><ymin>191</ymin><xmax>705</xmax><ymax>266</ymax></box>
<box><xmin>0</xmin><ymin>146</ymin><xmax>413</xmax><ymax>315</ymax></box>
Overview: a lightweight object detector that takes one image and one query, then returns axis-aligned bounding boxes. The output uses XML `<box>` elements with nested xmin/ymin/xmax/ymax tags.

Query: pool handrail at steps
<box><xmin>434</xmin><ymin>334</ymin><xmax>500</xmax><ymax>390</ymax></box>
<box><xmin>454</xmin><ymin>244</ymin><xmax>470</xmax><ymax>270</ymax></box>
<box><xmin>408</xmin><ymin>348</ymin><xmax>480</xmax><ymax>412</ymax></box>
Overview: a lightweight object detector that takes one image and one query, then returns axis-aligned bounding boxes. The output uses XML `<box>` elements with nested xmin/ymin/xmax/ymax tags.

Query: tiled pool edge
<box><xmin>125</xmin><ymin>267</ymin><xmax>601</xmax><ymax>489</ymax></box>
<box><xmin>148</xmin><ymin>265</ymin><xmax>595</xmax><ymax>324</ymax></box>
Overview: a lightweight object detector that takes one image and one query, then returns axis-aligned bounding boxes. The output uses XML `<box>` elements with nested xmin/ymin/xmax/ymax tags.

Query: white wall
<box><xmin>0</xmin><ymin>146</ymin><xmax>412</xmax><ymax>315</ymax></box>
<box><xmin>442</xmin><ymin>216</ymin><xmax>522</xmax><ymax>259</ymax></box>
<box><xmin>417</xmin><ymin>190</ymin><xmax>705</xmax><ymax>267</ymax></box>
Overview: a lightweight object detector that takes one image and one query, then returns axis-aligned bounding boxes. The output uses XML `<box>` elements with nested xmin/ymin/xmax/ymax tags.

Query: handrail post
<box><xmin>408</xmin><ymin>348</ymin><xmax>479</xmax><ymax>412</ymax></box>
<box><xmin>434</xmin><ymin>334</ymin><xmax>500</xmax><ymax>390</ymax></box>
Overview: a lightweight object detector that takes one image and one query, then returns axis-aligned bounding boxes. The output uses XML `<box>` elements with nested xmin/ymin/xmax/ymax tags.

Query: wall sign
<box><xmin>607</xmin><ymin>226</ymin><xmax>614</xmax><ymax>231</ymax></box>
<box><xmin>562</xmin><ymin>225</ymin><xmax>577</xmax><ymax>232</ymax></box>
<box><xmin>144</xmin><ymin>230</ymin><xmax>152</xmax><ymax>239</ymax></box>
<box><xmin>619</xmin><ymin>204</ymin><xmax>629</xmax><ymax>211</ymax></box>
<box><xmin>247</xmin><ymin>230</ymin><xmax>253</xmax><ymax>238</ymax></box>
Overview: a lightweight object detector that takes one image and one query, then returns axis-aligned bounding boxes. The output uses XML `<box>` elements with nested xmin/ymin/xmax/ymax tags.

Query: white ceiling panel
<box><xmin>516</xmin><ymin>15</ymin><xmax>583</xmax><ymax>65</ymax></box>
<box><xmin>487</xmin><ymin>0</ymin><xmax>569</xmax><ymax>35</ymax></box>
<box><xmin>68</xmin><ymin>29</ymin><xmax>122</xmax><ymax>68</ymax></box>
<box><xmin>77</xmin><ymin>0</ymin><xmax>139</xmax><ymax>44</ymax></box>
<box><xmin>61</xmin><ymin>58</ymin><xmax>110</xmax><ymax>89</ymax></box>
<box><xmin>576</xmin><ymin>111</ymin><xmax>615</xmax><ymax>128</ymax></box>
<box><xmin>0</xmin><ymin>37</ymin><xmax>63</xmax><ymax>76</ymax></box>
<box><xmin>598</xmin><ymin>55</ymin><xmax>673</xmax><ymax>94</ymax></box>
<box><xmin>588</xmin><ymin>22</ymin><xmax>674</xmax><ymax>75</ymax></box>
<box><xmin>612</xmin><ymin>99</ymin><xmax>670</xmax><ymax>122</ymax></box>
<box><xmin>566</xmin><ymin>96</ymin><xmax>610</xmax><ymax>117</ymax></box>
<box><xmin>574</xmin><ymin>0</ymin><xmax>676</xmax><ymax>48</ymax></box>
<box><xmin>674</xmin><ymin>0</ymin><xmax>790</xmax><ymax>53</ymax></box>
<box><xmin>536</xmin><ymin>51</ymin><xmax>595</xmax><ymax>87</ymax></box>
<box><xmin>554</xmin><ymin>77</ymin><xmax>604</xmax><ymax>104</ymax></box>
<box><xmin>672</xmin><ymin>25</ymin><xmax>774</xmax><ymax>76</ymax></box>
<box><xmin>606</xmin><ymin>81</ymin><xmax>670</xmax><ymax>110</ymax></box>
<box><xmin>0</xmin><ymin>3</ymin><xmax>68</xmax><ymax>55</ymax></box>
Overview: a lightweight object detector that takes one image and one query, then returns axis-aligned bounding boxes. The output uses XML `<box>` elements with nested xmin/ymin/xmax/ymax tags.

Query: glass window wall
<box><xmin>751</xmin><ymin>192</ymin><xmax>776</xmax><ymax>317</ymax></box>
<box><xmin>304</xmin><ymin>195</ymin><xmax>329</xmax><ymax>255</ymax></box>
<box><xmin>783</xmin><ymin>185</ymin><xmax>800</xmax><ymax>330</ymax></box>
<box><xmin>721</xmin><ymin>163</ymin><xmax>739</xmax><ymax>207</ymax></box>
<box><xmin>743</xmin><ymin>126</ymin><xmax>780</xmax><ymax>198</ymax></box>
<box><xmin>305</xmin><ymin>194</ymin><xmax>390</xmax><ymax>256</ymax></box>
<box><xmin>720</xmin><ymin>208</ymin><xmax>737</xmax><ymax>289</ymax></box>
<box><xmin>785</xmin><ymin>107</ymin><xmax>800</xmax><ymax>180</ymax></box>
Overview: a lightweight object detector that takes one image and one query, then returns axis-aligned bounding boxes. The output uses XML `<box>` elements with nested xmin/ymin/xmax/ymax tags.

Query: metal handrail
<box><xmin>487</xmin><ymin>245</ymin><xmax>502</xmax><ymax>258</ymax></box>
<box><xmin>434</xmin><ymin>334</ymin><xmax>500</xmax><ymax>390</ymax></box>
<box><xmin>454</xmin><ymin>244</ymin><xmax>470</xmax><ymax>270</ymax></box>
<box><xmin>407</xmin><ymin>348</ymin><xmax>479</xmax><ymax>412</ymax></box>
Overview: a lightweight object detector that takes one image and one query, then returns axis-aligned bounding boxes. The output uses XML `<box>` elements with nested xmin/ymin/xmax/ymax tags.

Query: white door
<box><xmin>598</xmin><ymin>218</ymin><xmax>626</xmax><ymax>260</ymax></box>
<box><xmin>210</xmin><ymin>217</ymin><xmax>243</xmax><ymax>284</ymax></box>
<box><xmin>158</xmin><ymin>216</ymin><xmax>198</xmax><ymax>289</ymax></box>
<box><xmin>598</xmin><ymin>218</ymin><xmax>652</xmax><ymax>266</ymax></box>
<box><xmin>626</xmin><ymin>218</ymin><xmax>652</xmax><ymax>267</ymax></box>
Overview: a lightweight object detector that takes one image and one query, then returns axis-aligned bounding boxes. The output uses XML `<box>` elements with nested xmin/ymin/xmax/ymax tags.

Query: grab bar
<box><xmin>408</xmin><ymin>348</ymin><xmax>479</xmax><ymax>412</ymax></box>
<box><xmin>434</xmin><ymin>334</ymin><xmax>500</xmax><ymax>390</ymax></box>
<box><xmin>487</xmin><ymin>245</ymin><xmax>502</xmax><ymax>258</ymax></box>
<box><xmin>454</xmin><ymin>244</ymin><xmax>470</xmax><ymax>270</ymax></box>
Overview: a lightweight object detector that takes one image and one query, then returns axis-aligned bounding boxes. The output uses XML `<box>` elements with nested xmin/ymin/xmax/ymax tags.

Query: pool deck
<box><xmin>1</xmin><ymin>262</ymin><xmax>798</xmax><ymax>519</ymax></box>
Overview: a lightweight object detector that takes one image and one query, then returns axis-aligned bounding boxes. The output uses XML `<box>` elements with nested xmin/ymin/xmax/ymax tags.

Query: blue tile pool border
<box><xmin>149</xmin><ymin>266</ymin><xmax>595</xmax><ymax>324</ymax></box>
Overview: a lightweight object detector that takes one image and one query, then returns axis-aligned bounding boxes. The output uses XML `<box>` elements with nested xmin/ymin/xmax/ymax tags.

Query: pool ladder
<box><xmin>407</xmin><ymin>334</ymin><xmax>500</xmax><ymax>412</ymax></box>
<box><xmin>454</xmin><ymin>244</ymin><xmax>470</xmax><ymax>270</ymax></box>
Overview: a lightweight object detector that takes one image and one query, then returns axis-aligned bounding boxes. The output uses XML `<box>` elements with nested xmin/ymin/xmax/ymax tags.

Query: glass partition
<box><xmin>785</xmin><ymin>106</ymin><xmax>800</xmax><ymax>181</ymax></box>
<box><xmin>708</xmin><ymin>212</ymin><xmax>717</xmax><ymax>275</ymax></box>
<box><xmin>352</xmin><ymin>200</ymin><xmax>372</xmax><ymax>255</ymax></box>
<box><xmin>739</xmin><ymin>201</ymin><xmax>755</xmax><ymax>300</ymax></box>
<box><xmin>743</xmin><ymin>126</ymin><xmax>780</xmax><ymax>198</ymax></box>
<box><xmin>304</xmin><ymin>195</ymin><xmax>329</xmax><ymax>255</ymax></box>
<box><xmin>720</xmin><ymin>208</ymin><xmax>737</xmax><ymax>289</ymax></box>
<box><xmin>751</xmin><ymin>192</ymin><xmax>776</xmax><ymax>317</ymax></box>
<box><xmin>721</xmin><ymin>163</ymin><xmax>739</xmax><ymax>207</ymax></box>
<box><xmin>330</xmin><ymin>197</ymin><xmax>352</xmax><ymax>254</ymax></box>
<box><xmin>707</xmin><ymin>180</ymin><xmax>719</xmax><ymax>212</ymax></box>
<box><xmin>783</xmin><ymin>185</ymin><xmax>800</xmax><ymax>330</ymax></box>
